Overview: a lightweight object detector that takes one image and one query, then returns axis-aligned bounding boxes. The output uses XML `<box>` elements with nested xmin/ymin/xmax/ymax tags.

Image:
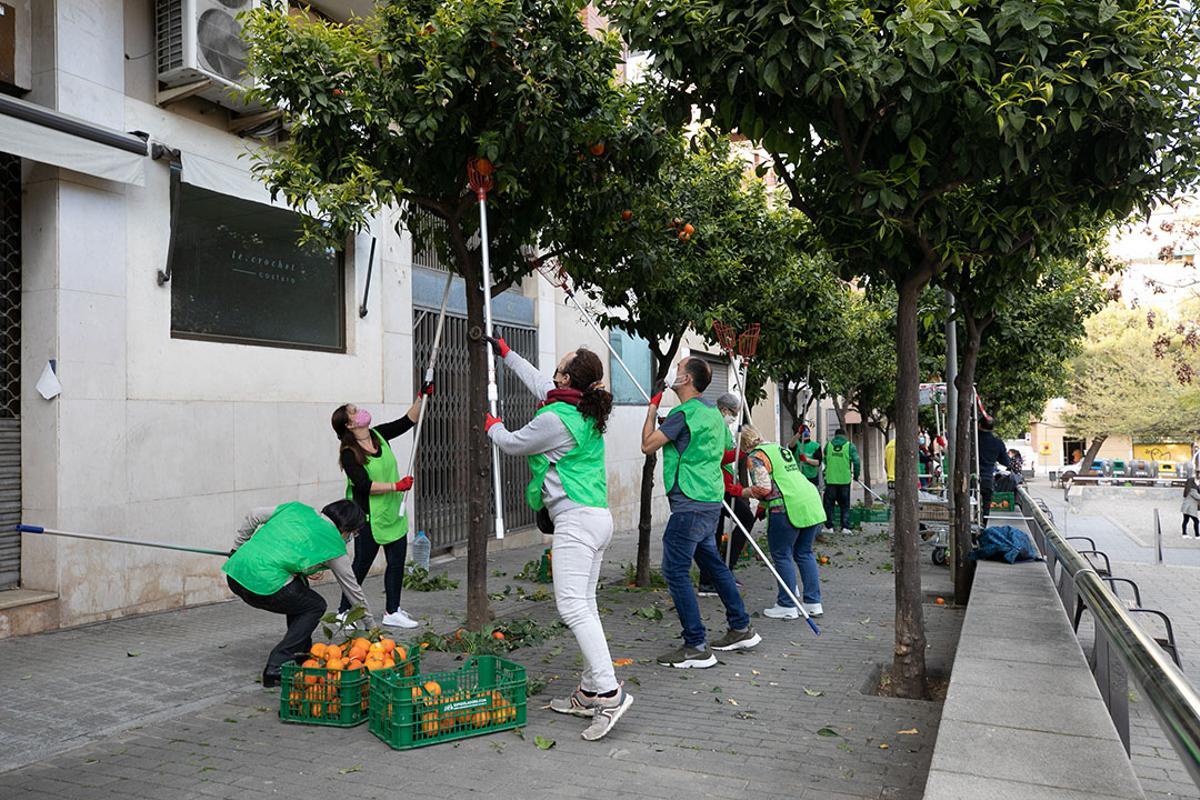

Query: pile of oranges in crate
<box><xmin>285</xmin><ymin>636</ymin><xmax>415</xmax><ymax>721</ymax></box>
<box><xmin>407</xmin><ymin>680</ymin><xmax>518</xmax><ymax>737</ymax></box>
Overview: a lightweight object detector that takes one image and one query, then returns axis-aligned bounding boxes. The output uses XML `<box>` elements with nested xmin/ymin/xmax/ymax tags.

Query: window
<box><xmin>608</xmin><ymin>329</ymin><xmax>652</xmax><ymax>405</ymax></box>
<box><xmin>168</xmin><ymin>183</ymin><xmax>345</xmax><ymax>352</ymax></box>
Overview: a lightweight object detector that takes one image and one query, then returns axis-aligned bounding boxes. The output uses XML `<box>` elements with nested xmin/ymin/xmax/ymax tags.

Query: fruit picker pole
<box><xmin>15</xmin><ymin>524</ymin><xmax>229</xmax><ymax>557</ymax></box>
<box><xmin>469</xmin><ymin>159</ymin><xmax>505</xmax><ymax>540</ymax></box>
<box><xmin>528</xmin><ymin>292</ymin><xmax>818</xmax><ymax>635</ymax></box>
<box><xmin>398</xmin><ymin>270</ymin><xmax>455</xmax><ymax>521</ymax></box>
<box><xmin>714</xmin><ymin>321</ymin><xmax>760</xmax><ymax>565</ymax></box>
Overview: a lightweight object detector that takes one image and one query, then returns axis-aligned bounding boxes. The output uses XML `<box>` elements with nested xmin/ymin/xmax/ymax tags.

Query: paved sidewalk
<box><xmin>1028</xmin><ymin>482</ymin><xmax>1200</xmax><ymax>800</ymax></box>
<box><xmin>0</xmin><ymin>523</ymin><xmax>960</xmax><ymax>799</ymax></box>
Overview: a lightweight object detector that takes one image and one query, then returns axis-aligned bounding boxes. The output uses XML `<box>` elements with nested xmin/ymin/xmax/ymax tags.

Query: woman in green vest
<box><xmin>330</xmin><ymin>385</ymin><xmax>431</xmax><ymax>630</ymax></box>
<box><xmin>223</xmin><ymin>500</ymin><xmax>370</xmax><ymax>686</ymax></box>
<box><xmin>741</xmin><ymin>428</ymin><xmax>826</xmax><ymax>619</ymax></box>
<box><xmin>485</xmin><ymin>337</ymin><xmax>633</xmax><ymax>742</ymax></box>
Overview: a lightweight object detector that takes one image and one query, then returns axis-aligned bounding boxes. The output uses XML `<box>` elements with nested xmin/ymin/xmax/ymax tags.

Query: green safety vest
<box><xmin>798</xmin><ymin>440</ymin><xmax>821</xmax><ymax>480</ymax></box>
<box><xmin>525</xmin><ymin>402</ymin><xmax>608</xmax><ymax>511</ymax></box>
<box><xmin>346</xmin><ymin>430</ymin><xmax>408</xmax><ymax>545</ymax></box>
<box><xmin>662</xmin><ymin>398</ymin><xmax>727</xmax><ymax>503</ymax></box>
<box><xmin>754</xmin><ymin>443</ymin><xmax>828</xmax><ymax>528</ymax></box>
<box><xmin>222</xmin><ymin>502</ymin><xmax>348</xmax><ymax>596</ymax></box>
<box><xmin>824</xmin><ymin>439</ymin><xmax>854</xmax><ymax>485</ymax></box>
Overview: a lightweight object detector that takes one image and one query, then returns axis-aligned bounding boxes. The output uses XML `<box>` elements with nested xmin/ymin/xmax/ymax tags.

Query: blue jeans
<box><xmin>661</xmin><ymin>507</ymin><xmax>750</xmax><ymax>648</ymax></box>
<box><xmin>766</xmin><ymin>513</ymin><xmax>822</xmax><ymax>607</ymax></box>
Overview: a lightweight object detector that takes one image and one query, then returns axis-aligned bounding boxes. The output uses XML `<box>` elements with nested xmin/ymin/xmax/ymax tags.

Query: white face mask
<box><xmin>723</xmin><ymin>413</ymin><xmax>737</xmax><ymax>425</ymax></box>
<box><xmin>664</xmin><ymin>364</ymin><xmax>679</xmax><ymax>389</ymax></box>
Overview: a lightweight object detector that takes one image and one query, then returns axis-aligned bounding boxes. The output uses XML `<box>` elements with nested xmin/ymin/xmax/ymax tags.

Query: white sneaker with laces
<box><xmin>382</xmin><ymin>609</ymin><xmax>420</xmax><ymax>629</ymax></box>
<box><xmin>763</xmin><ymin>604</ymin><xmax>800</xmax><ymax>619</ymax></box>
<box><xmin>802</xmin><ymin>602</ymin><xmax>824</xmax><ymax>617</ymax></box>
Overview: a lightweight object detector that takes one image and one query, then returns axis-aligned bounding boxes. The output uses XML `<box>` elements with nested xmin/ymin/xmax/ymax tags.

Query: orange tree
<box><xmin>243</xmin><ymin>0</ymin><xmax>661</xmax><ymax>629</ymax></box>
<box><xmin>605</xmin><ymin>0</ymin><xmax>1200</xmax><ymax>696</ymax></box>
<box><xmin>547</xmin><ymin>133</ymin><xmax>804</xmax><ymax>586</ymax></box>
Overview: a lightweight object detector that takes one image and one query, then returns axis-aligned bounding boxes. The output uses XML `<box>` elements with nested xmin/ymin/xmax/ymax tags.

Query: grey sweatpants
<box><xmin>551</xmin><ymin>505</ymin><xmax>617</xmax><ymax>693</ymax></box>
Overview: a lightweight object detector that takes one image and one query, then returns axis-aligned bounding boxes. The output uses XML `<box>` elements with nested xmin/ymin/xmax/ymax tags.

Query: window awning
<box><xmin>0</xmin><ymin>94</ymin><xmax>148</xmax><ymax>186</ymax></box>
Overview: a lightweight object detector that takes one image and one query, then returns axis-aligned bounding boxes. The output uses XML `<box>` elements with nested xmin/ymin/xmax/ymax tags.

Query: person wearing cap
<box><xmin>740</xmin><ymin>428</ymin><xmax>826</xmax><ymax>619</ymax></box>
<box><xmin>696</xmin><ymin>392</ymin><xmax>757</xmax><ymax>596</ymax></box>
<box><xmin>223</xmin><ymin>499</ymin><xmax>377</xmax><ymax>687</ymax></box>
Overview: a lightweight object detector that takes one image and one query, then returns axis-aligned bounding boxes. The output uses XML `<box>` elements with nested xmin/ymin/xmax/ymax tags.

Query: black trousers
<box><xmin>823</xmin><ymin>483</ymin><xmax>851</xmax><ymax>530</ymax></box>
<box><xmin>227</xmin><ymin>575</ymin><xmax>327</xmax><ymax>676</ymax></box>
<box><xmin>340</xmin><ymin>531</ymin><xmax>408</xmax><ymax>615</ymax></box>
<box><xmin>698</xmin><ymin>495</ymin><xmax>755</xmax><ymax>586</ymax></box>
<box><xmin>1184</xmin><ymin>514</ymin><xmax>1199</xmax><ymax>536</ymax></box>
<box><xmin>980</xmin><ymin>483</ymin><xmax>994</xmax><ymax>529</ymax></box>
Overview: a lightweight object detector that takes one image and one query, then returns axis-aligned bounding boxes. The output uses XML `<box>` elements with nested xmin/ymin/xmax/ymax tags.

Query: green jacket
<box><xmin>526</xmin><ymin>402</ymin><xmax>608</xmax><ymax>511</ymax></box>
<box><xmin>823</xmin><ymin>435</ymin><xmax>860</xmax><ymax>485</ymax></box>
<box><xmin>754</xmin><ymin>443</ymin><xmax>827</xmax><ymax>528</ymax></box>
<box><xmin>662</xmin><ymin>398</ymin><xmax>728</xmax><ymax>503</ymax></box>
<box><xmin>222</xmin><ymin>502</ymin><xmax>347</xmax><ymax>596</ymax></box>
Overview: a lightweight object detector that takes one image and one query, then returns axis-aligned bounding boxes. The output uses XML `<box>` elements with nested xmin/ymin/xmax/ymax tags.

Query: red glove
<box><xmin>419</xmin><ymin>380</ymin><xmax>435</xmax><ymax>397</ymax></box>
<box><xmin>394</xmin><ymin>476</ymin><xmax>414</xmax><ymax>492</ymax></box>
<box><xmin>486</xmin><ymin>335</ymin><xmax>510</xmax><ymax>358</ymax></box>
<box><xmin>484</xmin><ymin>412</ymin><xmax>503</xmax><ymax>432</ymax></box>
<box><xmin>726</xmin><ymin>483</ymin><xmax>745</xmax><ymax>499</ymax></box>
<box><xmin>649</xmin><ymin>391</ymin><xmax>663</xmax><ymax>407</ymax></box>
<box><xmin>755</xmin><ymin>504</ymin><xmax>766</xmax><ymax>520</ymax></box>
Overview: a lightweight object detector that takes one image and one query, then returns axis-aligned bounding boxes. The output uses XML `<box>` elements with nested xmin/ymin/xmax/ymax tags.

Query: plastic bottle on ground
<box><xmin>412</xmin><ymin>530</ymin><xmax>431</xmax><ymax>570</ymax></box>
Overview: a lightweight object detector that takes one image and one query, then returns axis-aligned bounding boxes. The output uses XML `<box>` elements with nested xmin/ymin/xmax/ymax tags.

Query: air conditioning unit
<box><xmin>156</xmin><ymin>0</ymin><xmax>263</xmax><ymax>110</ymax></box>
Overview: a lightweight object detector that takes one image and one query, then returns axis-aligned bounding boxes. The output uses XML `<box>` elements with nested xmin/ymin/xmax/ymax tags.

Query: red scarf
<box><xmin>540</xmin><ymin>387</ymin><xmax>582</xmax><ymax>409</ymax></box>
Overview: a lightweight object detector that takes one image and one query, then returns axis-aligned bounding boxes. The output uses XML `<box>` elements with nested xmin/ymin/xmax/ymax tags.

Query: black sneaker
<box><xmin>710</xmin><ymin>627</ymin><xmax>762</xmax><ymax>651</ymax></box>
<box><xmin>261</xmin><ymin>672</ymin><xmax>282</xmax><ymax>689</ymax></box>
<box><xmin>657</xmin><ymin>644</ymin><xmax>717</xmax><ymax>669</ymax></box>
<box><xmin>697</xmin><ymin>584</ymin><xmax>718</xmax><ymax>597</ymax></box>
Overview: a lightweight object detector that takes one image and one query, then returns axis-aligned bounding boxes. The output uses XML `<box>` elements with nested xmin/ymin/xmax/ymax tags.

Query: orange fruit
<box><xmin>394</xmin><ymin>645</ymin><xmax>408</xmax><ymax>662</ymax></box>
<box><xmin>410</xmin><ymin>687</ymin><xmax>423</xmax><ymax>701</ymax></box>
<box><xmin>474</xmin><ymin>158</ymin><xmax>494</xmax><ymax>176</ymax></box>
<box><xmin>589</xmin><ymin>142</ymin><xmax>605</xmax><ymax>156</ymax></box>
<box><xmin>366</xmin><ymin>660</ymin><xmax>386</xmax><ymax>672</ymax></box>
<box><xmin>326</xmin><ymin>658</ymin><xmax>345</xmax><ymax>672</ymax></box>
<box><xmin>382</xmin><ymin>658</ymin><xmax>396</xmax><ymax>670</ymax></box>
<box><xmin>935</xmin><ymin>597</ymin><xmax>946</xmax><ymax>605</ymax></box>
<box><xmin>682</xmin><ymin>223</ymin><xmax>695</xmax><ymax>236</ymax></box>
<box><xmin>420</xmin><ymin>642</ymin><xmax>430</xmax><ymax>650</ymax></box>
<box><xmin>381</xmin><ymin>639</ymin><xmax>396</xmax><ymax>654</ymax></box>
<box><xmin>492</xmin><ymin>631</ymin><xmax>505</xmax><ymax>640</ymax></box>
<box><xmin>421</xmin><ymin>710</ymin><xmax>438</xmax><ymax>735</ymax></box>
<box><xmin>309</xmin><ymin>643</ymin><xmax>328</xmax><ymax>659</ymax></box>
<box><xmin>423</xmin><ymin>680</ymin><xmax>442</xmax><ymax>696</ymax></box>
<box><xmin>351</xmin><ymin>636</ymin><xmax>370</xmax><ymax>651</ymax></box>
<box><xmin>621</xmin><ymin>210</ymin><xmax>633</xmax><ymax>222</ymax></box>
<box><xmin>403</xmin><ymin>662</ymin><xmax>416</xmax><ymax>677</ymax></box>
<box><xmin>325</xmin><ymin>644</ymin><xmax>343</xmax><ymax>661</ymax></box>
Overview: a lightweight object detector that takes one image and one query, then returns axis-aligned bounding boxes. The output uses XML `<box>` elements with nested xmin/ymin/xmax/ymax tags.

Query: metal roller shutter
<box><xmin>0</xmin><ymin>153</ymin><xmax>20</xmax><ymax>589</ymax></box>
<box><xmin>695</xmin><ymin>352</ymin><xmax>730</xmax><ymax>406</ymax></box>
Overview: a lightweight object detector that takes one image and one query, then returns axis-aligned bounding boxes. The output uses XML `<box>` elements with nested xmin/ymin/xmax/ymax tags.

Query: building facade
<box><xmin>0</xmin><ymin>1</ymin><xmax>794</xmax><ymax>637</ymax></box>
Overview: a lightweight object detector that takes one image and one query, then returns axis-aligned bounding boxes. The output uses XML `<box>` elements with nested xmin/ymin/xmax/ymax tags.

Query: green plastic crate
<box><xmin>847</xmin><ymin>507</ymin><xmax>862</xmax><ymax>529</ymax></box>
<box><xmin>369</xmin><ymin>655</ymin><xmax>527</xmax><ymax>749</ymax></box>
<box><xmin>280</xmin><ymin>647</ymin><xmax>420</xmax><ymax>728</ymax></box>
<box><xmin>860</xmin><ymin>506</ymin><xmax>891</xmax><ymax>523</ymax></box>
<box><xmin>990</xmin><ymin>491</ymin><xmax>1015</xmax><ymax>512</ymax></box>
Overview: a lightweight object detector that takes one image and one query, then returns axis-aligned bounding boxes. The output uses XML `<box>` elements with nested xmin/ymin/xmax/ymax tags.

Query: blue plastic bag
<box><xmin>968</xmin><ymin>525</ymin><xmax>1042</xmax><ymax>564</ymax></box>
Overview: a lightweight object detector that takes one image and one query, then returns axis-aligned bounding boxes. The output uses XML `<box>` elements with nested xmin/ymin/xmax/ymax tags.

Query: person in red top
<box><xmin>697</xmin><ymin>393</ymin><xmax>756</xmax><ymax>597</ymax></box>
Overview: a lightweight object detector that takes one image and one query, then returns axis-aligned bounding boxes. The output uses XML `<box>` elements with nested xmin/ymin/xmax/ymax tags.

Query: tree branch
<box><xmin>832</xmin><ymin>97</ymin><xmax>859</xmax><ymax>174</ymax></box>
<box><xmin>769</xmin><ymin>151</ymin><xmax>817</xmax><ymax>219</ymax></box>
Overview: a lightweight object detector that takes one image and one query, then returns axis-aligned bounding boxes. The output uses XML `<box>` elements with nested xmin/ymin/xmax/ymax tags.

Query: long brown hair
<box><xmin>563</xmin><ymin>349</ymin><xmax>613</xmax><ymax>433</ymax></box>
<box><xmin>331</xmin><ymin>404</ymin><xmax>373</xmax><ymax>468</ymax></box>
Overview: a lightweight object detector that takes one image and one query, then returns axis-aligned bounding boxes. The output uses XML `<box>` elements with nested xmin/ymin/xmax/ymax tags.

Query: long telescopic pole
<box><xmin>15</xmin><ymin>524</ymin><xmax>228</xmax><ymax>557</ymax></box>
<box><xmin>399</xmin><ymin>271</ymin><xmax>455</xmax><ymax>520</ymax></box>
<box><xmin>472</xmin><ymin>163</ymin><xmax>505</xmax><ymax>541</ymax></box>
<box><xmin>541</xmin><ymin>290</ymin><xmax>817</xmax><ymax>634</ymax></box>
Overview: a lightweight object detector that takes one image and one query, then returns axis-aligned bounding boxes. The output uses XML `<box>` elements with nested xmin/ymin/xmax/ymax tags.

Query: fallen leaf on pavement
<box><xmin>897</xmin><ymin>728</ymin><xmax>919</xmax><ymax>735</ymax></box>
<box><xmin>338</xmin><ymin>765</ymin><xmax>363</xmax><ymax>775</ymax></box>
<box><xmin>817</xmin><ymin>727</ymin><xmax>839</xmax><ymax>737</ymax></box>
<box><xmin>534</xmin><ymin>735</ymin><xmax>556</xmax><ymax>750</ymax></box>
<box><xmin>612</xmin><ymin>658</ymin><xmax>634</xmax><ymax>666</ymax></box>
<box><xmin>803</xmin><ymin>687</ymin><xmax>823</xmax><ymax>697</ymax></box>
<box><xmin>879</xmin><ymin>743</ymin><xmax>890</xmax><ymax>750</ymax></box>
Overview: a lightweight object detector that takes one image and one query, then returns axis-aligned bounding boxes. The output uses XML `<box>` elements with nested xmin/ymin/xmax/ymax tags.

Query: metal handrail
<box><xmin>1020</xmin><ymin>488</ymin><xmax>1200</xmax><ymax>790</ymax></box>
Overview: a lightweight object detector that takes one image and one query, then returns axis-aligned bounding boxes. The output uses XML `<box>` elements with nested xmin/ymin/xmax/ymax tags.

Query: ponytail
<box><xmin>562</xmin><ymin>348</ymin><xmax>612</xmax><ymax>433</ymax></box>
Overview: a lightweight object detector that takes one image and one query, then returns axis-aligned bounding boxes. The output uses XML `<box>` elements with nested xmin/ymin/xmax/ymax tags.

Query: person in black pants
<box><xmin>331</xmin><ymin>388</ymin><xmax>431</xmax><ymax>629</ymax></box>
<box><xmin>223</xmin><ymin>500</ymin><xmax>374</xmax><ymax>686</ymax></box>
<box><xmin>977</xmin><ymin>416</ymin><xmax>1011</xmax><ymax>528</ymax></box>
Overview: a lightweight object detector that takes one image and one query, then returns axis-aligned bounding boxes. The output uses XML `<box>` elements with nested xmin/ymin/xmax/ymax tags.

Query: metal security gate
<box><xmin>411</xmin><ymin>311</ymin><xmax>537</xmax><ymax>551</ymax></box>
<box><xmin>0</xmin><ymin>154</ymin><xmax>21</xmax><ymax>589</ymax></box>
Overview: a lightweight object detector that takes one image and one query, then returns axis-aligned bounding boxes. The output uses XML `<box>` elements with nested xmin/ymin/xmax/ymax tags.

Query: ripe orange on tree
<box><xmin>474</xmin><ymin>157</ymin><xmax>494</xmax><ymax>176</ymax></box>
<box><xmin>589</xmin><ymin>142</ymin><xmax>605</xmax><ymax>156</ymax></box>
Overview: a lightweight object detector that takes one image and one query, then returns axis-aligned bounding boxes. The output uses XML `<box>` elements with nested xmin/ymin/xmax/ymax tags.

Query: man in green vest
<box><xmin>741</xmin><ymin>428</ymin><xmax>827</xmax><ymax>619</ymax></box>
<box><xmin>223</xmin><ymin>499</ymin><xmax>375</xmax><ymax>687</ymax></box>
<box><xmin>642</xmin><ymin>356</ymin><xmax>761</xmax><ymax>669</ymax></box>
<box><xmin>823</xmin><ymin>428</ymin><xmax>860</xmax><ymax>532</ymax></box>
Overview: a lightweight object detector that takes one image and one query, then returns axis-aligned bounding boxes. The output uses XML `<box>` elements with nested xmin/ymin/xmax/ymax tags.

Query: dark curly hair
<box><xmin>562</xmin><ymin>348</ymin><xmax>612</xmax><ymax>433</ymax></box>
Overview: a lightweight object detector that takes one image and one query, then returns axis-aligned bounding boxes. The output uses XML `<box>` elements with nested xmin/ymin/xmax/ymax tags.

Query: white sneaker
<box><xmin>763</xmin><ymin>604</ymin><xmax>800</xmax><ymax>619</ymax></box>
<box><xmin>382</xmin><ymin>609</ymin><xmax>420</xmax><ymax>629</ymax></box>
<box><xmin>803</xmin><ymin>602</ymin><xmax>824</xmax><ymax>617</ymax></box>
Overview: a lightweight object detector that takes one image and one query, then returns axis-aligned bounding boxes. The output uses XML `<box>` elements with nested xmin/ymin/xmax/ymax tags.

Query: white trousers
<box><xmin>550</xmin><ymin>505</ymin><xmax>617</xmax><ymax>693</ymax></box>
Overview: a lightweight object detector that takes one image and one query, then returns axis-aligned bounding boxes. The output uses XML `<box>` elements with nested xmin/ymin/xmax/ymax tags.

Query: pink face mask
<box><xmin>353</xmin><ymin>409</ymin><xmax>372</xmax><ymax>427</ymax></box>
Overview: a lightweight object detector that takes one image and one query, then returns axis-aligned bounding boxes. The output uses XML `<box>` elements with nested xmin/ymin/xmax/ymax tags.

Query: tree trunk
<box><xmin>454</xmin><ymin>232</ymin><xmax>492</xmax><ymax>631</ymax></box>
<box><xmin>891</xmin><ymin>275</ymin><xmax>929</xmax><ymax>699</ymax></box>
<box><xmin>831</xmin><ymin>396</ymin><xmax>848</xmax><ymax>432</ymax></box>
<box><xmin>635</xmin><ymin>452</ymin><xmax>657</xmax><ymax>586</ymax></box>
<box><xmin>634</xmin><ymin>338</ymin><xmax>684</xmax><ymax>587</ymax></box>
<box><xmin>1078</xmin><ymin>436</ymin><xmax>1108</xmax><ymax>476</ymax></box>
<box><xmin>951</xmin><ymin>324</ymin><xmax>983</xmax><ymax>606</ymax></box>
<box><xmin>860</xmin><ymin>417</ymin><xmax>873</xmax><ymax>507</ymax></box>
